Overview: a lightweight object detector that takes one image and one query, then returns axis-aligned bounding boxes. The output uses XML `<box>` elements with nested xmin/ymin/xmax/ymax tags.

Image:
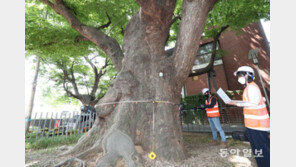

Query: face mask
<box><xmin>238</xmin><ymin>77</ymin><xmax>246</xmax><ymax>85</ymax></box>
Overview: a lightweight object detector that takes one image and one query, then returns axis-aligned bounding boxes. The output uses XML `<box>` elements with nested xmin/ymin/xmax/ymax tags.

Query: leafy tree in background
<box><xmin>25</xmin><ymin>0</ymin><xmax>269</xmax><ymax>165</ymax></box>
<box><xmin>39</xmin><ymin>53</ymin><xmax>117</xmax><ymax>107</ymax></box>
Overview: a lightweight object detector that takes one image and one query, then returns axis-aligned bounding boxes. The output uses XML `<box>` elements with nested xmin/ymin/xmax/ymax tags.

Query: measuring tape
<box><xmin>97</xmin><ymin>100</ymin><xmax>178</xmax><ymax>106</ymax></box>
<box><xmin>148</xmin><ymin>102</ymin><xmax>157</xmax><ymax>160</ymax></box>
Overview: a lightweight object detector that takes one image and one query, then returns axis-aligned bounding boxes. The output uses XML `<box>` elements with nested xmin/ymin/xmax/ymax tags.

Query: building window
<box><xmin>191</xmin><ymin>42</ymin><xmax>222</xmax><ymax>72</ymax></box>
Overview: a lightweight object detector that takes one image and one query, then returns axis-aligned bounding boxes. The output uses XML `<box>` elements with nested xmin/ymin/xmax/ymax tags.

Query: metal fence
<box><xmin>26</xmin><ymin>106</ymin><xmax>245</xmax><ymax>139</ymax></box>
<box><xmin>26</xmin><ymin>112</ymin><xmax>96</xmax><ymax>139</ymax></box>
<box><xmin>181</xmin><ymin>106</ymin><xmax>246</xmax><ymax>133</ymax></box>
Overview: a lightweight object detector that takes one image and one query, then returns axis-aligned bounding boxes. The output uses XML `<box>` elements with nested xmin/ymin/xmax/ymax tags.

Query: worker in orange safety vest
<box><xmin>199</xmin><ymin>88</ymin><xmax>227</xmax><ymax>148</ymax></box>
<box><xmin>227</xmin><ymin>66</ymin><xmax>270</xmax><ymax>167</ymax></box>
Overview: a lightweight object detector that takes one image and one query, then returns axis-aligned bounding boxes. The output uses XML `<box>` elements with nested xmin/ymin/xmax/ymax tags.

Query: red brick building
<box><xmin>183</xmin><ymin>21</ymin><xmax>270</xmax><ymax>100</ymax></box>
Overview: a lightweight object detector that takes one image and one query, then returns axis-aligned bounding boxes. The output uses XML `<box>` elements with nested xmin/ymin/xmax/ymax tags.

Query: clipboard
<box><xmin>216</xmin><ymin>88</ymin><xmax>255</xmax><ymax>106</ymax></box>
<box><xmin>217</xmin><ymin>88</ymin><xmax>231</xmax><ymax>103</ymax></box>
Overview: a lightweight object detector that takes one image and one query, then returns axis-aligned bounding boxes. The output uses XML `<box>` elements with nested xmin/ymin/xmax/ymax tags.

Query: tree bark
<box><xmin>25</xmin><ymin>56</ymin><xmax>41</xmax><ymax>135</ymax></box>
<box><xmin>42</xmin><ymin>0</ymin><xmax>218</xmax><ymax>166</ymax></box>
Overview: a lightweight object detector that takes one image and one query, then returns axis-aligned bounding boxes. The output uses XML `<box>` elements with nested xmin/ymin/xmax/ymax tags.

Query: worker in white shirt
<box><xmin>227</xmin><ymin>66</ymin><xmax>270</xmax><ymax>167</ymax></box>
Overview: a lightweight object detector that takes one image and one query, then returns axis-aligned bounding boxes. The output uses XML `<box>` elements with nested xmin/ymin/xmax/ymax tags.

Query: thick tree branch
<box><xmin>57</xmin><ymin>60</ymin><xmax>102</xmax><ymax>106</ymax></box>
<box><xmin>216</xmin><ymin>25</ymin><xmax>229</xmax><ymax>39</ymax></box>
<box><xmin>62</xmin><ymin>80</ymin><xmax>79</xmax><ymax>99</ymax></box>
<box><xmin>94</xmin><ymin>59</ymin><xmax>108</xmax><ymax>93</ymax></box>
<box><xmin>90</xmin><ymin>98</ymin><xmax>101</xmax><ymax>106</ymax></box>
<box><xmin>75</xmin><ymin>35</ymin><xmax>88</xmax><ymax>43</ymax></box>
<box><xmin>172</xmin><ymin>0</ymin><xmax>218</xmax><ymax>82</ymax></box>
<box><xmin>58</xmin><ymin>60</ymin><xmax>80</xmax><ymax>97</ymax></box>
<box><xmin>189</xmin><ymin>25</ymin><xmax>229</xmax><ymax>76</ymax></box>
<box><xmin>41</xmin><ymin>0</ymin><xmax>124</xmax><ymax>71</ymax></box>
<box><xmin>97</xmin><ymin>12</ymin><xmax>111</xmax><ymax>30</ymax></box>
<box><xmin>84</xmin><ymin>57</ymin><xmax>108</xmax><ymax>97</ymax></box>
<box><xmin>120</xmin><ymin>26</ymin><xmax>124</xmax><ymax>35</ymax></box>
<box><xmin>40</xmin><ymin>0</ymin><xmax>54</xmax><ymax>8</ymax></box>
<box><xmin>75</xmin><ymin>12</ymin><xmax>111</xmax><ymax>43</ymax></box>
<box><xmin>58</xmin><ymin>72</ymin><xmax>79</xmax><ymax>99</ymax></box>
<box><xmin>27</xmin><ymin>41</ymin><xmax>57</xmax><ymax>50</ymax></box>
<box><xmin>137</xmin><ymin>0</ymin><xmax>176</xmax><ymax>24</ymax></box>
<box><xmin>170</xmin><ymin>15</ymin><xmax>181</xmax><ymax>27</ymax></box>
<box><xmin>165</xmin><ymin>15</ymin><xmax>181</xmax><ymax>45</ymax></box>
<box><xmin>98</xmin><ymin>59</ymin><xmax>109</xmax><ymax>75</ymax></box>
<box><xmin>69</xmin><ymin>62</ymin><xmax>80</xmax><ymax>95</ymax></box>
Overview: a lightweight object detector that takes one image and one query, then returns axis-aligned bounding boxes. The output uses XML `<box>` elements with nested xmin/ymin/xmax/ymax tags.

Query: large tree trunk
<box><xmin>44</xmin><ymin>0</ymin><xmax>217</xmax><ymax>166</ymax></box>
<box><xmin>25</xmin><ymin>56</ymin><xmax>40</xmax><ymax>135</ymax></box>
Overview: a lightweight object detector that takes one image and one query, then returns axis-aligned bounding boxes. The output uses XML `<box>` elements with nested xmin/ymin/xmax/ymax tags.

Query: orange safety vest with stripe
<box><xmin>242</xmin><ymin>82</ymin><xmax>270</xmax><ymax>131</ymax></box>
<box><xmin>205</xmin><ymin>96</ymin><xmax>220</xmax><ymax>117</ymax></box>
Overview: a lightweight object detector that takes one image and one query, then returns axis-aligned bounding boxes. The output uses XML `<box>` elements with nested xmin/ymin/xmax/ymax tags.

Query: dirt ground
<box><xmin>25</xmin><ymin>132</ymin><xmax>257</xmax><ymax>167</ymax></box>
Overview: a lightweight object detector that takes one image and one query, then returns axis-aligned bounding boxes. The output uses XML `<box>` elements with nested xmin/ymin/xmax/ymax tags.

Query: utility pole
<box><xmin>248</xmin><ymin>48</ymin><xmax>270</xmax><ymax>111</ymax></box>
<box><xmin>25</xmin><ymin>56</ymin><xmax>41</xmax><ymax>135</ymax></box>
<box><xmin>208</xmin><ymin>70</ymin><xmax>230</xmax><ymax>124</ymax></box>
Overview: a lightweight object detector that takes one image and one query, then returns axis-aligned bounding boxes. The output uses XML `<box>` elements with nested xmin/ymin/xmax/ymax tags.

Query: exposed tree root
<box><xmin>54</xmin><ymin>145</ymin><xmax>101</xmax><ymax>167</ymax></box>
<box><xmin>73</xmin><ymin>158</ymin><xmax>86</xmax><ymax>167</ymax></box>
<box><xmin>95</xmin><ymin>129</ymin><xmax>143</xmax><ymax>167</ymax></box>
<box><xmin>54</xmin><ymin>129</ymin><xmax>144</xmax><ymax>167</ymax></box>
<box><xmin>60</xmin><ymin>158</ymin><xmax>86</xmax><ymax>167</ymax></box>
<box><xmin>61</xmin><ymin>121</ymin><xmax>104</xmax><ymax>156</ymax></box>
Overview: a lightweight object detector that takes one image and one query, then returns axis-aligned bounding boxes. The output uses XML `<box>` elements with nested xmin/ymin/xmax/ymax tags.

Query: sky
<box><xmin>25</xmin><ymin>20</ymin><xmax>270</xmax><ymax>117</ymax></box>
<box><xmin>261</xmin><ymin>19</ymin><xmax>270</xmax><ymax>42</ymax></box>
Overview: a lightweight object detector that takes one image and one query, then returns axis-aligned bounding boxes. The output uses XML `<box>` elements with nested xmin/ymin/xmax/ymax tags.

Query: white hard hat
<box><xmin>202</xmin><ymin>88</ymin><xmax>209</xmax><ymax>94</ymax></box>
<box><xmin>234</xmin><ymin>66</ymin><xmax>255</xmax><ymax>76</ymax></box>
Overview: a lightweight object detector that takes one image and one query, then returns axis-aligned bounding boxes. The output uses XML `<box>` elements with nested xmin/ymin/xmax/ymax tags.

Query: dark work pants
<box><xmin>246</xmin><ymin>128</ymin><xmax>270</xmax><ymax>167</ymax></box>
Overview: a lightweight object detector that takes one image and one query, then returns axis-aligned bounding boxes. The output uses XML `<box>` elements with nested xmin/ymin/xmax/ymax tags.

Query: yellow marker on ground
<box><xmin>148</xmin><ymin>152</ymin><xmax>156</xmax><ymax>160</ymax></box>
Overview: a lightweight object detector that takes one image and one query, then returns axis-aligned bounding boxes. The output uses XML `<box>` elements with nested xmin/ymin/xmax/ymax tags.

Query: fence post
<box><xmin>73</xmin><ymin>111</ymin><xmax>77</xmax><ymax>135</ymax></box>
<box><xmin>57</xmin><ymin>112</ymin><xmax>62</xmax><ymax>137</ymax></box>
<box><xmin>70</xmin><ymin>112</ymin><xmax>75</xmax><ymax>136</ymax></box>
<box><xmin>66</xmin><ymin>112</ymin><xmax>71</xmax><ymax>137</ymax></box>
<box><xmin>41</xmin><ymin>112</ymin><xmax>48</xmax><ymax>137</ymax></box>
<box><xmin>61</xmin><ymin>113</ymin><xmax>66</xmax><ymax>136</ymax></box>
<box><xmin>36</xmin><ymin>112</ymin><xmax>43</xmax><ymax>139</ymax></box>
<box><xmin>90</xmin><ymin>112</ymin><xmax>95</xmax><ymax>130</ymax></box>
<box><xmin>62</xmin><ymin>113</ymin><xmax>66</xmax><ymax>136</ymax></box>
<box><xmin>86</xmin><ymin>113</ymin><xmax>90</xmax><ymax>132</ymax></box>
<box><xmin>67</xmin><ymin>112</ymin><xmax>70</xmax><ymax>136</ymax></box>
<box><xmin>47</xmin><ymin>112</ymin><xmax>53</xmax><ymax>138</ymax></box>
<box><xmin>76</xmin><ymin>111</ymin><xmax>80</xmax><ymax>135</ymax></box>
<box><xmin>85</xmin><ymin>113</ymin><xmax>89</xmax><ymax>133</ymax></box>
<box><xmin>81</xmin><ymin>114</ymin><xmax>86</xmax><ymax>134</ymax></box>
<box><xmin>77</xmin><ymin>112</ymin><xmax>81</xmax><ymax>135</ymax></box>
<box><xmin>54</xmin><ymin>112</ymin><xmax>58</xmax><ymax>137</ymax></box>
<box><xmin>29</xmin><ymin>112</ymin><xmax>37</xmax><ymax>139</ymax></box>
<box><xmin>65</xmin><ymin>113</ymin><xmax>68</xmax><ymax>137</ymax></box>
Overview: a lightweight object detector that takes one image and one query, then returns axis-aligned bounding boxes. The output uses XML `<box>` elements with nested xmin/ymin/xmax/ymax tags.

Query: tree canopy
<box><xmin>167</xmin><ymin>0</ymin><xmax>270</xmax><ymax>44</ymax></box>
<box><xmin>26</xmin><ymin>0</ymin><xmax>269</xmax><ymax>58</ymax></box>
<box><xmin>25</xmin><ymin>0</ymin><xmax>139</xmax><ymax>58</ymax></box>
<box><xmin>25</xmin><ymin>0</ymin><xmax>269</xmax><ymax>106</ymax></box>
